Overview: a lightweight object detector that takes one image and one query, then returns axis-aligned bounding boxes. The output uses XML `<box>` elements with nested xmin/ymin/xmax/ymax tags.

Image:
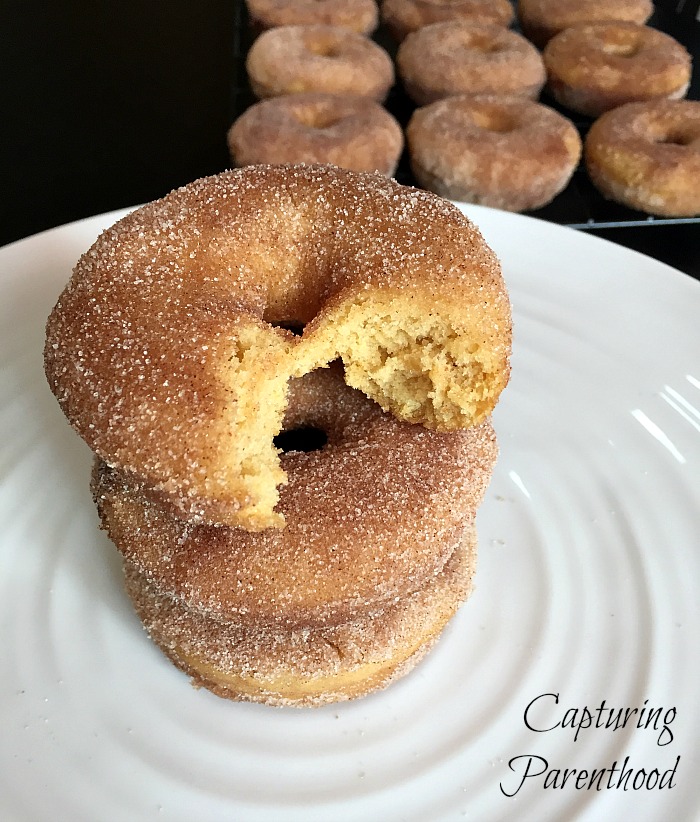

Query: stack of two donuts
<box><xmin>45</xmin><ymin>165</ymin><xmax>512</xmax><ymax>706</ymax></box>
<box><xmin>229</xmin><ymin>0</ymin><xmax>403</xmax><ymax>177</ymax></box>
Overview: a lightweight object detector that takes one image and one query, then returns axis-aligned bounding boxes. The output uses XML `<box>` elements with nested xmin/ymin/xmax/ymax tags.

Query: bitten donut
<box><xmin>246</xmin><ymin>24</ymin><xmax>394</xmax><ymax>102</ymax></box>
<box><xmin>92</xmin><ymin>366</ymin><xmax>499</xmax><ymax>630</ymax></box>
<box><xmin>407</xmin><ymin>95</ymin><xmax>582</xmax><ymax>211</ymax></box>
<box><xmin>544</xmin><ymin>23</ymin><xmax>692</xmax><ymax>118</ymax></box>
<box><xmin>227</xmin><ymin>94</ymin><xmax>403</xmax><ymax>176</ymax></box>
<box><xmin>397</xmin><ymin>22</ymin><xmax>546</xmax><ymax>105</ymax></box>
<box><xmin>517</xmin><ymin>0</ymin><xmax>653</xmax><ymax>48</ymax></box>
<box><xmin>585</xmin><ymin>99</ymin><xmax>700</xmax><ymax>217</ymax></box>
<box><xmin>45</xmin><ymin>164</ymin><xmax>511</xmax><ymax>530</ymax></box>
<box><xmin>122</xmin><ymin>532</ymin><xmax>477</xmax><ymax>706</ymax></box>
<box><xmin>382</xmin><ymin>0</ymin><xmax>514</xmax><ymax>42</ymax></box>
<box><xmin>245</xmin><ymin>0</ymin><xmax>379</xmax><ymax>36</ymax></box>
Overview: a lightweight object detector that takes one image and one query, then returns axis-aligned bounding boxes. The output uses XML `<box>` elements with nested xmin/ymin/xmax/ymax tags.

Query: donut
<box><xmin>585</xmin><ymin>99</ymin><xmax>700</xmax><ymax>217</ymax></box>
<box><xmin>517</xmin><ymin>0</ymin><xmax>653</xmax><ymax>48</ymax></box>
<box><xmin>122</xmin><ymin>531</ymin><xmax>477</xmax><ymax>706</ymax></box>
<box><xmin>246</xmin><ymin>24</ymin><xmax>394</xmax><ymax>102</ymax></box>
<box><xmin>245</xmin><ymin>0</ymin><xmax>379</xmax><ymax>36</ymax></box>
<box><xmin>407</xmin><ymin>95</ymin><xmax>582</xmax><ymax>211</ymax></box>
<box><xmin>381</xmin><ymin>0</ymin><xmax>514</xmax><ymax>42</ymax></box>
<box><xmin>44</xmin><ymin>164</ymin><xmax>511</xmax><ymax>530</ymax></box>
<box><xmin>227</xmin><ymin>93</ymin><xmax>404</xmax><ymax>176</ymax></box>
<box><xmin>91</xmin><ymin>365</ymin><xmax>499</xmax><ymax>629</ymax></box>
<box><xmin>543</xmin><ymin>23</ymin><xmax>692</xmax><ymax>118</ymax></box>
<box><xmin>396</xmin><ymin>22</ymin><xmax>546</xmax><ymax>106</ymax></box>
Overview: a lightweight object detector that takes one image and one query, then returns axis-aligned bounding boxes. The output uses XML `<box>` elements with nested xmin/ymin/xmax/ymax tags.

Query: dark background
<box><xmin>1</xmin><ymin>0</ymin><xmax>698</xmax><ymax>277</ymax></box>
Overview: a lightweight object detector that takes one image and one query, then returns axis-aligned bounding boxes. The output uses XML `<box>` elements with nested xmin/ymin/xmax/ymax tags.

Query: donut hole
<box><xmin>274</xmin><ymin>426</ymin><xmax>328</xmax><ymax>453</ymax></box>
<box><xmin>656</xmin><ymin>131</ymin><xmax>695</xmax><ymax>147</ymax></box>
<box><xmin>271</xmin><ymin>320</ymin><xmax>306</xmax><ymax>335</ymax></box>
<box><xmin>464</xmin><ymin>34</ymin><xmax>506</xmax><ymax>54</ymax></box>
<box><xmin>471</xmin><ymin>108</ymin><xmax>517</xmax><ymax>134</ymax></box>
<box><xmin>293</xmin><ymin>109</ymin><xmax>343</xmax><ymax>130</ymax></box>
<box><xmin>307</xmin><ymin>40</ymin><xmax>343</xmax><ymax>58</ymax></box>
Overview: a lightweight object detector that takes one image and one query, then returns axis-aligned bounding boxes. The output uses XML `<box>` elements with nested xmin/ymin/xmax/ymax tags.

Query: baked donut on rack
<box><xmin>517</xmin><ymin>0</ymin><xmax>653</xmax><ymax>48</ymax></box>
<box><xmin>407</xmin><ymin>94</ymin><xmax>581</xmax><ymax>211</ymax></box>
<box><xmin>246</xmin><ymin>24</ymin><xmax>394</xmax><ymax>102</ymax></box>
<box><xmin>382</xmin><ymin>0</ymin><xmax>514</xmax><ymax>42</ymax></box>
<box><xmin>227</xmin><ymin>93</ymin><xmax>403</xmax><ymax>175</ymax></box>
<box><xmin>585</xmin><ymin>99</ymin><xmax>700</xmax><ymax>217</ymax></box>
<box><xmin>93</xmin><ymin>366</ymin><xmax>499</xmax><ymax>706</ymax></box>
<box><xmin>245</xmin><ymin>0</ymin><xmax>379</xmax><ymax>36</ymax></box>
<box><xmin>397</xmin><ymin>22</ymin><xmax>546</xmax><ymax>105</ymax></box>
<box><xmin>543</xmin><ymin>23</ymin><xmax>692</xmax><ymax>118</ymax></box>
<box><xmin>44</xmin><ymin>164</ymin><xmax>511</xmax><ymax>530</ymax></box>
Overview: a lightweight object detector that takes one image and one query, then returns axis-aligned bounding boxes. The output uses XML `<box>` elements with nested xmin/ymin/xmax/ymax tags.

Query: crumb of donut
<box><xmin>300</xmin><ymin>295</ymin><xmax>506</xmax><ymax>430</ymax></box>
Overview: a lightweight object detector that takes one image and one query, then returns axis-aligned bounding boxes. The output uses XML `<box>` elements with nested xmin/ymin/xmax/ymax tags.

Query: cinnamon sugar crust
<box><xmin>544</xmin><ymin>23</ymin><xmax>692</xmax><ymax>118</ymax></box>
<box><xmin>123</xmin><ymin>529</ymin><xmax>479</xmax><ymax>707</ymax></box>
<box><xmin>407</xmin><ymin>95</ymin><xmax>581</xmax><ymax>211</ymax></box>
<box><xmin>585</xmin><ymin>99</ymin><xmax>700</xmax><ymax>217</ymax></box>
<box><xmin>397</xmin><ymin>22</ymin><xmax>546</xmax><ymax>106</ymax></box>
<box><xmin>227</xmin><ymin>93</ymin><xmax>403</xmax><ymax>176</ymax></box>
<box><xmin>45</xmin><ymin>164</ymin><xmax>511</xmax><ymax>529</ymax></box>
<box><xmin>93</xmin><ymin>366</ymin><xmax>498</xmax><ymax>628</ymax></box>
<box><xmin>382</xmin><ymin>0</ymin><xmax>514</xmax><ymax>42</ymax></box>
<box><xmin>518</xmin><ymin>0</ymin><xmax>653</xmax><ymax>48</ymax></box>
<box><xmin>246</xmin><ymin>25</ymin><xmax>394</xmax><ymax>102</ymax></box>
<box><xmin>245</xmin><ymin>0</ymin><xmax>379</xmax><ymax>36</ymax></box>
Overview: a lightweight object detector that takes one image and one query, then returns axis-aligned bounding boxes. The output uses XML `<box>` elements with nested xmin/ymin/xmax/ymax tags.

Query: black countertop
<box><xmin>2</xmin><ymin>0</ymin><xmax>698</xmax><ymax>278</ymax></box>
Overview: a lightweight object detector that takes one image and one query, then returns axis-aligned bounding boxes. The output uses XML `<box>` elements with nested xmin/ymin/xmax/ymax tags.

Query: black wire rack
<box><xmin>231</xmin><ymin>0</ymin><xmax>700</xmax><ymax>231</ymax></box>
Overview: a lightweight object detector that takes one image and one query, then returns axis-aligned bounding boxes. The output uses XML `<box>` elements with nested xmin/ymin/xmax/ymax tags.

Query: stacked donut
<box><xmin>44</xmin><ymin>164</ymin><xmax>512</xmax><ymax>706</ymax></box>
<box><xmin>228</xmin><ymin>0</ymin><xmax>404</xmax><ymax>176</ymax></box>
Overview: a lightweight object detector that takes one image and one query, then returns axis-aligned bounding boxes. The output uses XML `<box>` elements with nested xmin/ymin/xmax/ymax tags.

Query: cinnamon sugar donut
<box><xmin>44</xmin><ymin>164</ymin><xmax>511</xmax><ymax>530</ymax></box>
<box><xmin>544</xmin><ymin>23</ymin><xmax>692</xmax><ymax>118</ymax></box>
<box><xmin>122</xmin><ymin>531</ymin><xmax>477</xmax><ymax>706</ymax></box>
<box><xmin>227</xmin><ymin>94</ymin><xmax>403</xmax><ymax>175</ymax></box>
<box><xmin>407</xmin><ymin>95</ymin><xmax>582</xmax><ymax>211</ymax></box>
<box><xmin>517</xmin><ymin>0</ymin><xmax>653</xmax><ymax>48</ymax></box>
<box><xmin>382</xmin><ymin>0</ymin><xmax>514</xmax><ymax>42</ymax></box>
<box><xmin>397</xmin><ymin>22</ymin><xmax>546</xmax><ymax>106</ymax></box>
<box><xmin>245</xmin><ymin>0</ymin><xmax>379</xmax><ymax>35</ymax></box>
<box><xmin>585</xmin><ymin>99</ymin><xmax>700</xmax><ymax>217</ymax></box>
<box><xmin>92</xmin><ymin>366</ymin><xmax>499</xmax><ymax>629</ymax></box>
<box><xmin>246</xmin><ymin>24</ymin><xmax>394</xmax><ymax>102</ymax></box>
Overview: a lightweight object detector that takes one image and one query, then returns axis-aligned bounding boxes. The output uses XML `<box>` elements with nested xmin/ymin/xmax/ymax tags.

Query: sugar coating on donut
<box><xmin>397</xmin><ymin>22</ymin><xmax>546</xmax><ymax>105</ymax></box>
<box><xmin>585</xmin><ymin>99</ymin><xmax>700</xmax><ymax>217</ymax></box>
<box><xmin>227</xmin><ymin>93</ymin><xmax>404</xmax><ymax>176</ymax></box>
<box><xmin>122</xmin><ymin>529</ymin><xmax>478</xmax><ymax>707</ymax></box>
<box><xmin>543</xmin><ymin>23</ymin><xmax>692</xmax><ymax>118</ymax></box>
<box><xmin>246</xmin><ymin>24</ymin><xmax>394</xmax><ymax>102</ymax></box>
<box><xmin>407</xmin><ymin>94</ymin><xmax>582</xmax><ymax>211</ymax></box>
<box><xmin>518</xmin><ymin>0</ymin><xmax>653</xmax><ymax>48</ymax></box>
<box><xmin>382</xmin><ymin>0</ymin><xmax>514</xmax><ymax>41</ymax></box>
<box><xmin>45</xmin><ymin>165</ymin><xmax>511</xmax><ymax>529</ymax></box>
<box><xmin>92</xmin><ymin>365</ymin><xmax>499</xmax><ymax>627</ymax></box>
<box><xmin>245</xmin><ymin>0</ymin><xmax>379</xmax><ymax>35</ymax></box>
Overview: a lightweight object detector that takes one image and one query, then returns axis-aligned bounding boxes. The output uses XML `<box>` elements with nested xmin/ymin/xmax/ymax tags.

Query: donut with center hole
<box><xmin>397</xmin><ymin>22</ymin><xmax>546</xmax><ymax>106</ymax></box>
<box><xmin>44</xmin><ymin>164</ymin><xmax>511</xmax><ymax>530</ymax></box>
<box><xmin>246</xmin><ymin>24</ymin><xmax>394</xmax><ymax>102</ymax></box>
<box><xmin>407</xmin><ymin>94</ymin><xmax>582</xmax><ymax>211</ymax></box>
<box><xmin>227</xmin><ymin>93</ymin><xmax>403</xmax><ymax>176</ymax></box>
<box><xmin>543</xmin><ymin>22</ymin><xmax>691</xmax><ymax>118</ymax></box>
<box><xmin>585</xmin><ymin>99</ymin><xmax>700</xmax><ymax>217</ymax></box>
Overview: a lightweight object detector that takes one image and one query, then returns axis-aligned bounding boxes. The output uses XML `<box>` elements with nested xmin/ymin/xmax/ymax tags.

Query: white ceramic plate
<box><xmin>1</xmin><ymin>205</ymin><xmax>698</xmax><ymax>822</ymax></box>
